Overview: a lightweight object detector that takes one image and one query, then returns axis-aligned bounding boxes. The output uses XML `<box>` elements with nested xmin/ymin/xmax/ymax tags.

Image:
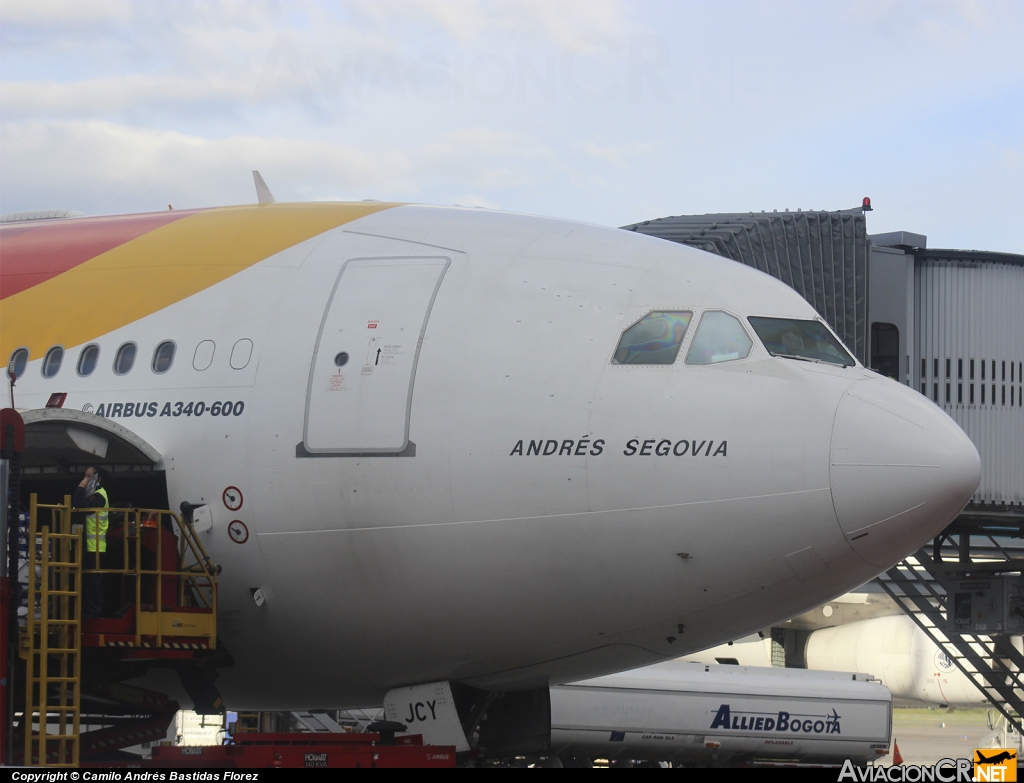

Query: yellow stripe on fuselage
<box><xmin>0</xmin><ymin>202</ymin><xmax>398</xmax><ymax>359</ymax></box>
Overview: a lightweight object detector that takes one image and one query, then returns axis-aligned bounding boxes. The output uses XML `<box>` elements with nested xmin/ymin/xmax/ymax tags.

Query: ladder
<box><xmin>877</xmin><ymin>533</ymin><xmax>1024</xmax><ymax>736</ymax></box>
<box><xmin>23</xmin><ymin>494</ymin><xmax>82</xmax><ymax>767</ymax></box>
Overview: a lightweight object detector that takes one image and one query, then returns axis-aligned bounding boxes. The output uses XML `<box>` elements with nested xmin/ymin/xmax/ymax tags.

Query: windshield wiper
<box><xmin>773</xmin><ymin>352</ymin><xmax>852</xmax><ymax>368</ymax></box>
<box><xmin>772</xmin><ymin>352</ymin><xmax>824</xmax><ymax>364</ymax></box>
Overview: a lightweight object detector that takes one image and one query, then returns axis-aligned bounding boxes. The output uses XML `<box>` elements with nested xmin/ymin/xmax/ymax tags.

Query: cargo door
<box><xmin>303</xmin><ymin>256</ymin><xmax>450</xmax><ymax>454</ymax></box>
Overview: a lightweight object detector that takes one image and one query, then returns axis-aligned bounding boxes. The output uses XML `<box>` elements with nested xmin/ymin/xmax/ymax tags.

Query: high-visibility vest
<box><xmin>86</xmin><ymin>486</ymin><xmax>109</xmax><ymax>553</ymax></box>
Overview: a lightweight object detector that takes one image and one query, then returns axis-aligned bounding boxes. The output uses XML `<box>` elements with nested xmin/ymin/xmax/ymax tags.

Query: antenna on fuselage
<box><xmin>252</xmin><ymin>170</ymin><xmax>276</xmax><ymax>205</ymax></box>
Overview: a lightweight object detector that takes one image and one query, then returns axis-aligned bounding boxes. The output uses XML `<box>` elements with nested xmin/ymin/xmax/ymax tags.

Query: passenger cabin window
<box><xmin>193</xmin><ymin>340</ymin><xmax>215</xmax><ymax>371</ymax></box>
<box><xmin>611</xmin><ymin>311</ymin><xmax>692</xmax><ymax>365</ymax></box>
<box><xmin>152</xmin><ymin>341</ymin><xmax>175</xmax><ymax>374</ymax></box>
<box><xmin>113</xmin><ymin>342</ymin><xmax>137</xmax><ymax>375</ymax></box>
<box><xmin>685</xmin><ymin>311</ymin><xmax>752</xmax><ymax>365</ymax></box>
<box><xmin>41</xmin><ymin>346</ymin><xmax>64</xmax><ymax>378</ymax></box>
<box><xmin>748</xmin><ymin>317</ymin><xmax>855</xmax><ymax>368</ymax></box>
<box><xmin>77</xmin><ymin>344</ymin><xmax>100</xmax><ymax>377</ymax></box>
<box><xmin>8</xmin><ymin>348</ymin><xmax>29</xmax><ymax>379</ymax></box>
<box><xmin>870</xmin><ymin>322</ymin><xmax>900</xmax><ymax>380</ymax></box>
<box><xmin>230</xmin><ymin>338</ymin><xmax>253</xmax><ymax>370</ymax></box>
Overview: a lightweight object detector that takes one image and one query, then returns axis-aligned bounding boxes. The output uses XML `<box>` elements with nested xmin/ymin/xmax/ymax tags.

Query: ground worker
<box><xmin>73</xmin><ymin>466</ymin><xmax>109</xmax><ymax>617</ymax></box>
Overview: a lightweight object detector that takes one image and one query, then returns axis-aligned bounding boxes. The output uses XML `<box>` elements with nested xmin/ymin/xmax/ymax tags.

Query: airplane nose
<box><xmin>830</xmin><ymin>376</ymin><xmax>981</xmax><ymax>568</ymax></box>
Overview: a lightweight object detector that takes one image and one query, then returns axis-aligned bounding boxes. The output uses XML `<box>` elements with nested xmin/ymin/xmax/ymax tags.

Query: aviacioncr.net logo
<box><xmin>839</xmin><ymin>758</ymin><xmax>973</xmax><ymax>782</ymax></box>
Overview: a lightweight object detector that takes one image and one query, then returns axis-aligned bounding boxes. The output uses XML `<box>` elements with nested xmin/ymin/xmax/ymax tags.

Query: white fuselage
<box><xmin>681</xmin><ymin>612</ymin><xmax>993</xmax><ymax>708</ymax></box>
<box><xmin>6</xmin><ymin>204</ymin><xmax>981</xmax><ymax>708</ymax></box>
<box><xmin>805</xmin><ymin>615</ymin><xmax>994</xmax><ymax>708</ymax></box>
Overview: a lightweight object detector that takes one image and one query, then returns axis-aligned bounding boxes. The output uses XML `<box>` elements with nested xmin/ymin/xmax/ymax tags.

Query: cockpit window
<box><xmin>748</xmin><ymin>317</ymin><xmax>855</xmax><ymax>367</ymax></box>
<box><xmin>685</xmin><ymin>311</ymin><xmax>752</xmax><ymax>365</ymax></box>
<box><xmin>612</xmin><ymin>311</ymin><xmax>693</xmax><ymax>365</ymax></box>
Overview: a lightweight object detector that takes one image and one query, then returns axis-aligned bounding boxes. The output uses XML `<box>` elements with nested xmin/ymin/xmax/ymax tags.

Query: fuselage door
<box><xmin>303</xmin><ymin>256</ymin><xmax>450</xmax><ymax>454</ymax></box>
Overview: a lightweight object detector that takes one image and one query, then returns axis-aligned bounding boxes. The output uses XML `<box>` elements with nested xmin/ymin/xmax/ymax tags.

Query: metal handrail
<box><xmin>75</xmin><ymin>507</ymin><xmax>216</xmax><ymax>593</ymax></box>
<box><xmin>38</xmin><ymin>500</ymin><xmax>217</xmax><ymax>649</ymax></box>
<box><xmin>877</xmin><ymin>551</ymin><xmax>1024</xmax><ymax>737</ymax></box>
<box><xmin>22</xmin><ymin>495</ymin><xmax>220</xmax><ymax>766</ymax></box>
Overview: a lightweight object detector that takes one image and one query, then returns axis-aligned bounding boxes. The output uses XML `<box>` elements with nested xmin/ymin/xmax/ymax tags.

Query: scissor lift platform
<box><xmin>18</xmin><ymin>494</ymin><xmax>218</xmax><ymax>765</ymax></box>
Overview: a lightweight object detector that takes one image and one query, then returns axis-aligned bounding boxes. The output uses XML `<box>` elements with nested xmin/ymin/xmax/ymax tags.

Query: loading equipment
<box><xmin>151</xmin><ymin>730</ymin><xmax>456</xmax><ymax>769</ymax></box>
<box><xmin>16</xmin><ymin>494</ymin><xmax>218</xmax><ymax>766</ymax></box>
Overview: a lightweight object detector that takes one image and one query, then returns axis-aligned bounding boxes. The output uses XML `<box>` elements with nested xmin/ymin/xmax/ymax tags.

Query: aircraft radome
<box><xmin>0</xmin><ymin>189</ymin><xmax>981</xmax><ymax>746</ymax></box>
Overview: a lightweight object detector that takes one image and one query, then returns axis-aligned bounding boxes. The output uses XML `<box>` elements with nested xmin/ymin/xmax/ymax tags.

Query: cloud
<box><xmin>579</xmin><ymin>141</ymin><xmax>655</xmax><ymax>169</ymax></box>
<box><xmin>0</xmin><ymin>120</ymin><xmax>565</xmax><ymax>215</ymax></box>
<box><xmin>0</xmin><ymin>0</ymin><xmax>133</xmax><ymax>27</ymax></box>
<box><xmin>1</xmin><ymin>75</ymin><xmax>260</xmax><ymax>120</ymax></box>
<box><xmin>0</xmin><ymin>2</ymin><xmax>637</xmax><ymax>126</ymax></box>
<box><xmin>0</xmin><ymin>1</ymin><xmax>1021</xmax><ymax>252</ymax></box>
<box><xmin>345</xmin><ymin>0</ymin><xmax>628</xmax><ymax>48</ymax></box>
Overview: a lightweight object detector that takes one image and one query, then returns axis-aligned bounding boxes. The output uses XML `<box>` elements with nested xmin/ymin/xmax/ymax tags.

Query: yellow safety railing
<box><xmin>22</xmin><ymin>495</ymin><xmax>219</xmax><ymax>766</ymax></box>
<box><xmin>74</xmin><ymin>501</ymin><xmax>218</xmax><ymax>649</ymax></box>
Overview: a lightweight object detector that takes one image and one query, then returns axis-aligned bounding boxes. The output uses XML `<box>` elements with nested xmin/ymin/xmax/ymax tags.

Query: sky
<box><xmin>1</xmin><ymin>0</ymin><xmax>1022</xmax><ymax>252</ymax></box>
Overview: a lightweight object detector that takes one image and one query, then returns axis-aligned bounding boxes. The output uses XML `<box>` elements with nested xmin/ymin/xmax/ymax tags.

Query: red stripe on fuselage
<box><xmin>0</xmin><ymin>209</ymin><xmax>203</xmax><ymax>300</ymax></box>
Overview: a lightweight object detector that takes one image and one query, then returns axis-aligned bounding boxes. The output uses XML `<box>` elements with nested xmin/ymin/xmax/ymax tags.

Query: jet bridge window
<box><xmin>748</xmin><ymin>317</ymin><xmax>855</xmax><ymax>368</ymax></box>
<box><xmin>611</xmin><ymin>311</ymin><xmax>692</xmax><ymax>365</ymax></box>
<box><xmin>113</xmin><ymin>342</ymin><xmax>137</xmax><ymax>375</ymax></box>
<box><xmin>8</xmin><ymin>348</ymin><xmax>29</xmax><ymax>379</ymax></box>
<box><xmin>685</xmin><ymin>311</ymin><xmax>752</xmax><ymax>365</ymax></box>
<box><xmin>870</xmin><ymin>322</ymin><xmax>899</xmax><ymax>380</ymax></box>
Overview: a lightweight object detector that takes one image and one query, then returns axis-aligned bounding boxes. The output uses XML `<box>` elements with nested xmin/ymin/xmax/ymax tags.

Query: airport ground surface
<box><xmin>883</xmin><ymin>708</ymin><xmax>1000</xmax><ymax>767</ymax></box>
